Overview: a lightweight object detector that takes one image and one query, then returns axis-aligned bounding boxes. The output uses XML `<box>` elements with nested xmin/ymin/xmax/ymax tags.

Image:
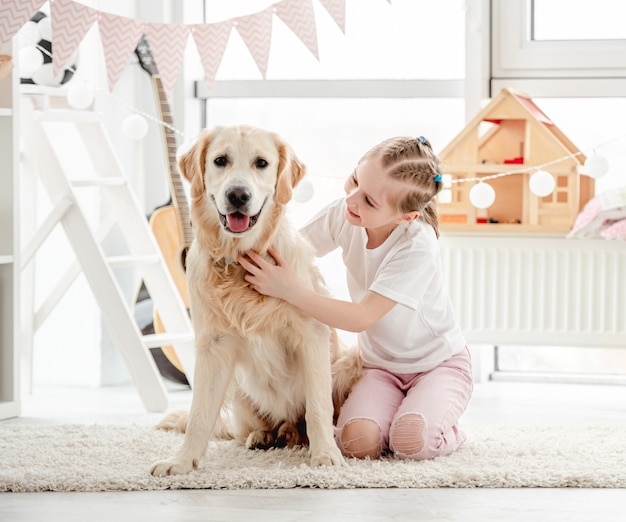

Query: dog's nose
<box><xmin>226</xmin><ymin>187</ymin><xmax>251</xmax><ymax>209</ymax></box>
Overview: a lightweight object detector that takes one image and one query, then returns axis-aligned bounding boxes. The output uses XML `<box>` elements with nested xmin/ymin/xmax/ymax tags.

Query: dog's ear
<box><xmin>178</xmin><ymin>137</ymin><xmax>199</xmax><ymax>184</ymax></box>
<box><xmin>178</xmin><ymin>130</ymin><xmax>213</xmax><ymax>184</ymax></box>
<box><xmin>275</xmin><ymin>138</ymin><xmax>306</xmax><ymax>205</ymax></box>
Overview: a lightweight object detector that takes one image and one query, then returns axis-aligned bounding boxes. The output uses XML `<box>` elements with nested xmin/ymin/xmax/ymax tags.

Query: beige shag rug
<box><xmin>1</xmin><ymin>423</ymin><xmax>625</xmax><ymax>492</ymax></box>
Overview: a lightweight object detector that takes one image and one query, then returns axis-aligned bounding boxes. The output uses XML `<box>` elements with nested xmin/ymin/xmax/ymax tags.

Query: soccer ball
<box><xmin>18</xmin><ymin>10</ymin><xmax>78</xmax><ymax>86</ymax></box>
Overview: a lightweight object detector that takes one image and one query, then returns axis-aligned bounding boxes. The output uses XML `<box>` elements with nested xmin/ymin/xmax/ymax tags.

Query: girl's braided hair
<box><xmin>360</xmin><ymin>136</ymin><xmax>444</xmax><ymax>237</ymax></box>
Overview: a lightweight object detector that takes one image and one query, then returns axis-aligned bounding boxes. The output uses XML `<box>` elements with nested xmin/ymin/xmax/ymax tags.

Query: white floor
<box><xmin>2</xmin><ymin>379</ymin><xmax>626</xmax><ymax>521</ymax></box>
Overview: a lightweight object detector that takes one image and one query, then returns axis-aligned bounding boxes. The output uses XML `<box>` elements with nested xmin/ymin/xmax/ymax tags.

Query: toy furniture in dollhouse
<box><xmin>438</xmin><ymin>88</ymin><xmax>595</xmax><ymax>233</ymax></box>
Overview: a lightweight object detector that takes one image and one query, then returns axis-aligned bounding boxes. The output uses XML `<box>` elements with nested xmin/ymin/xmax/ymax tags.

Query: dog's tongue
<box><xmin>227</xmin><ymin>212</ymin><xmax>250</xmax><ymax>233</ymax></box>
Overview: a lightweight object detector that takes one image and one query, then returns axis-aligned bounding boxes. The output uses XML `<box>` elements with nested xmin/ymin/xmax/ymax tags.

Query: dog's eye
<box><xmin>214</xmin><ymin>156</ymin><xmax>228</xmax><ymax>167</ymax></box>
<box><xmin>255</xmin><ymin>158</ymin><xmax>268</xmax><ymax>169</ymax></box>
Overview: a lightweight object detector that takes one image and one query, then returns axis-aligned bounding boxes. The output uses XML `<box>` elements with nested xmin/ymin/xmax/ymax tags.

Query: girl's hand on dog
<box><xmin>239</xmin><ymin>248</ymin><xmax>299</xmax><ymax>301</ymax></box>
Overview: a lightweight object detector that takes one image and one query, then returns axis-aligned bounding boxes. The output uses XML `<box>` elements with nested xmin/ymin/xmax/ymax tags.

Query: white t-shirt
<box><xmin>301</xmin><ymin>197</ymin><xmax>467</xmax><ymax>373</ymax></box>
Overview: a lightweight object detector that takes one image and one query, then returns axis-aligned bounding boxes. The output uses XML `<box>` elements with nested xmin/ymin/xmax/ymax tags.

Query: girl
<box><xmin>238</xmin><ymin>135</ymin><xmax>473</xmax><ymax>461</ymax></box>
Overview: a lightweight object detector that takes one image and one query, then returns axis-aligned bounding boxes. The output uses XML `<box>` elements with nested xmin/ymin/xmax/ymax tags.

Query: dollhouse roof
<box><xmin>438</xmin><ymin>87</ymin><xmax>585</xmax><ymax>165</ymax></box>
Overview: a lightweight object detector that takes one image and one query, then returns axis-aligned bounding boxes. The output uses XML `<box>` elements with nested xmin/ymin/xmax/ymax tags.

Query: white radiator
<box><xmin>439</xmin><ymin>233</ymin><xmax>626</xmax><ymax>348</ymax></box>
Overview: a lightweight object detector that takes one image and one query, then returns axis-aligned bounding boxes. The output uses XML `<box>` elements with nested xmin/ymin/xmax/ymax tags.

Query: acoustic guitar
<box><xmin>135</xmin><ymin>35</ymin><xmax>193</xmax><ymax>381</ymax></box>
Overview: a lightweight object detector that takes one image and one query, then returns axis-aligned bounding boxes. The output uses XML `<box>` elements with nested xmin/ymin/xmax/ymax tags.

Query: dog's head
<box><xmin>179</xmin><ymin>125</ymin><xmax>305</xmax><ymax>256</ymax></box>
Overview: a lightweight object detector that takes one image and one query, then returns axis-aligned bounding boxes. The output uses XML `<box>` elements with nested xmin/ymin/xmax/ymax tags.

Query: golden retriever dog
<box><xmin>150</xmin><ymin>125</ymin><xmax>360</xmax><ymax>476</ymax></box>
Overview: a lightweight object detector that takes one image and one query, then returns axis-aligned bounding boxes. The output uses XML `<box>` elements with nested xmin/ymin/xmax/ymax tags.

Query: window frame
<box><xmin>491</xmin><ymin>0</ymin><xmax>626</xmax><ymax>97</ymax></box>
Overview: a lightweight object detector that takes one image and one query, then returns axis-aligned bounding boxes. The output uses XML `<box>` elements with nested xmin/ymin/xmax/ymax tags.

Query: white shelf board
<box><xmin>0</xmin><ymin>107</ymin><xmax>11</xmax><ymax>117</ymax></box>
<box><xmin>0</xmin><ymin>254</ymin><xmax>14</xmax><ymax>265</ymax></box>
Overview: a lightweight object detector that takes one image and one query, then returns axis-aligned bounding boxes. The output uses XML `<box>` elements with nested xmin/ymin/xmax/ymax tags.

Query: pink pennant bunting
<box><xmin>3</xmin><ymin>0</ymin><xmax>365</xmax><ymax>96</ymax></box>
<box><xmin>191</xmin><ymin>20</ymin><xmax>233</xmax><ymax>91</ymax></box>
<box><xmin>274</xmin><ymin>0</ymin><xmax>318</xmax><ymax>60</ymax></box>
<box><xmin>318</xmin><ymin>0</ymin><xmax>346</xmax><ymax>33</ymax></box>
<box><xmin>144</xmin><ymin>22</ymin><xmax>190</xmax><ymax>100</ymax></box>
<box><xmin>235</xmin><ymin>7</ymin><xmax>273</xmax><ymax>79</ymax></box>
<box><xmin>98</xmin><ymin>12</ymin><xmax>143</xmax><ymax>92</ymax></box>
<box><xmin>51</xmin><ymin>0</ymin><xmax>99</xmax><ymax>76</ymax></box>
<box><xmin>0</xmin><ymin>0</ymin><xmax>46</xmax><ymax>46</ymax></box>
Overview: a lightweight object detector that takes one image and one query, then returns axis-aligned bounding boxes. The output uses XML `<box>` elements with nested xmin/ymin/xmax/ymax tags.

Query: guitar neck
<box><xmin>152</xmin><ymin>75</ymin><xmax>194</xmax><ymax>248</ymax></box>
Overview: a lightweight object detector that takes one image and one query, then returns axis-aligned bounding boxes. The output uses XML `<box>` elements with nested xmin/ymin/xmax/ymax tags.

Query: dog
<box><xmin>150</xmin><ymin>125</ymin><xmax>361</xmax><ymax>476</ymax></box>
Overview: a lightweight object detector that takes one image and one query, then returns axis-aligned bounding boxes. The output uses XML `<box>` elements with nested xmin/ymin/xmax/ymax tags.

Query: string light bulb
<box><xmin>438</xmin><ymin>189</ymin><xmax>452</xmax><ymax>204</ymax></box>
<box><xmin>293</xmin><ymin>178</ymin><xmax>314</xmax><ymax>203</ymax></box>
<box><xmin>584</xmin><ymin>153</ymin><xmax>609</xmax><ymax>179</ymax></box>
<box><xmin>122</xmin><ymin>114</ymin><xmax>149</xmax><ymax>140</ymax></box>
<box><xmin>67</xmin><ymin>82</ymin><xmax>94</xmax><ymax>109</ymax></box>
<box><xmin>469</xmin><ymin>181</ymin><xmax>495</xmax><ymax>209</ymax></box>
<box><xmin>529</xmin><ymin>169</ymin><xmax>556</xmax><ymax>197</ymax></box>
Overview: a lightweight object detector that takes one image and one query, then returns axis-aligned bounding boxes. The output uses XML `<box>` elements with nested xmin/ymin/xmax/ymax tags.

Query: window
<box><xmin>201</xmin><ymin>0</ymin><xmax>465</xmax><ymax>81</ymax></box>
<box><xmin>192</xmin><ymin>0</ymin><xmax>468</xmax><ymax>224</ymax></box>
<box><xmin>202</xmin><ymin>97</ymin><xmax>466</xmax><ymax>228</ymax></box>
<box><xmin>532</xmin><ymin>0</ymin><xmax>626</xmax><ymax>41</ymax></box>
<box><xmin>488</xmin><ymin>1</ymin><xmax>625</xmax><ymax>196</ymax></box>
<box><xmin>492</xmin><ymin>0</ymin><xmax>626</xmax><ymax>97</ymax></box>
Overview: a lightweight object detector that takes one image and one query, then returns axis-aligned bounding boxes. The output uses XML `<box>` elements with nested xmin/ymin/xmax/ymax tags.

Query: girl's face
<box><xmin>343</xmin><ymin>155</ymin><xmax>417</xmax><ymax>231</ymax></box>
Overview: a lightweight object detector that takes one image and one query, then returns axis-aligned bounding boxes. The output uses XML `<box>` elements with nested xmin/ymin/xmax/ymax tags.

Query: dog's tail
<box><xmin>330</xmin><ymin>330</ymin><xmax>362</xmax><ymax>417</ymax></box>
<box><xmin>154</xmin><ymin>408</ymin><xmax>234</xmax><ymax>440</ymax></box>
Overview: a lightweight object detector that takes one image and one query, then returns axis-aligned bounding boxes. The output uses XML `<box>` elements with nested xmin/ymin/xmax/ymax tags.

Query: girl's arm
<box><xmin>238</xmin><ymin>248</ymin><xmax>396</xmax><ymax>332</ymax></box>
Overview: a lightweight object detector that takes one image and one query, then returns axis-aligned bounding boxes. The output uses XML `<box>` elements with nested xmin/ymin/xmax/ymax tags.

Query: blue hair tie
<box><xmin>417</xmin><ymin>136</ymin><xmax>426</xmax><ymax>144</ymax></box>
<box><xmin>434</xmin><ymin>174</ymin><xmax>442</xmax><ymax>182</ymax></box>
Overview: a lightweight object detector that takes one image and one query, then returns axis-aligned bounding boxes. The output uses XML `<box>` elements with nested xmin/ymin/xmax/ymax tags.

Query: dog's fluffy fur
<box><xmin>150</xmin><ymin>125</ymin><xmax>361</xmax><ymax>476</ymax></box>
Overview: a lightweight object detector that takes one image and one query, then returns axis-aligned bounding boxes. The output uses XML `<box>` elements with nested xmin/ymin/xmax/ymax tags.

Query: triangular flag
<box><xmin>0</xmin><ymin>0</ymin><xmax>47</xmax><ymax>46</ymax></box>
<box><xmin>274</xmin><ymin>0</ymin><xmax>318</xmax><ymax>60</ymax></box>
<box><xmin>235</xmin><ymin>7</ymin><xmax>273</xmax><ymax>79</ymax></box>
<box><xmin>318</xmin><ymin>0</ymin><xmax>346</xmax><ymax>33</ymax></box>
<box><xmin>98</xmin><ymin>12</ymin><xmax>143</xmax><ymax>92</ymax></box>
<box><xmin>144</xmin><ymin>22</ymin><xmax>190</xmax><ymax>100</ymax></box>
<box><xmin>51</xmin><ymin>0</ymin><xmax>99</xmax><ymax>76</ymax></box>
<box><xmin>191</xmin><ymin>20</ymin><xmax>233</xmax><ymax>91</ymax></box>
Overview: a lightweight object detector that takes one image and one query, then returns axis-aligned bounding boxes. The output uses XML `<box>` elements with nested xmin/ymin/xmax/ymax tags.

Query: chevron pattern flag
<box><xmin>0</xmin><ymin>0</ymin><xmax>46</xmax><ymax>46</ymax></box>
<box><xmin>318</xmin><ymin>0</ymin><xmax>346</xmax><ymax>33</ymax></box>
<box><xmin>144</xmin><ymin>22</ymin><xmax>190</xmax><ymax>100</ymax></box>
<box><xmin>191</xmin><ymin>20</ymin><xmax>233</xmax><ymax>91</ymax></box>
<box><xmin>235</xmin><ymin>7</ymin><xmax>273</xmax><ymax>79</ymax></box>
<box><xmin>99</xmin><ymin>12</ymin><xmax>143</xmax><ymax>92</ymax></box>
<box><xmin>51</xmin><ymin>0</ymin><xmax>98</xmax><ymax>76</ymax></box>
<box><xmin>274</xmin><ymin>0</ymin><xmax>319</xmax><ymax>60</ymax></box>
<box><xmin>4</xmin><ymin>0</ymin><xmax>383</xmax><ymax>97</ymax></box>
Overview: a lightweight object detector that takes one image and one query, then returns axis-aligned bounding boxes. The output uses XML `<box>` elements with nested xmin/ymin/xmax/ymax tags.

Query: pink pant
<box><xmin>335</xmin><ymin>348</ymin><xmax>473</xmax><ymax>460</ymax></box>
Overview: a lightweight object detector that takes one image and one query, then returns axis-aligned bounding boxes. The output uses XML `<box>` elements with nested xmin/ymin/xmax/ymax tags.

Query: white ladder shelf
<box><xmin>20</xmin><ymin>94</ymin><xmax>195</xmax><ymax>412</ymax></box>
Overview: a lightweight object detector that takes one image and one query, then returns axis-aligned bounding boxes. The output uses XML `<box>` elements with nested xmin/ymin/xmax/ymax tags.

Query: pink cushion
<box><xmin>600</xmin><ymin>218</ymin><xmax>626</xmax><ymax>240</ymax></box>
<box><xmin>568</xmin><ymin>186</ymin><xmax>626</xmax><ymax>239</ymax></box>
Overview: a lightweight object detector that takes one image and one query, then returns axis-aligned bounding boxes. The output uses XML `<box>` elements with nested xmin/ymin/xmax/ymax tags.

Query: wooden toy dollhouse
<box><xmin>438</xmin><ymin>87</ymin><xmax>594</xmax><ymax>232</ymax></box>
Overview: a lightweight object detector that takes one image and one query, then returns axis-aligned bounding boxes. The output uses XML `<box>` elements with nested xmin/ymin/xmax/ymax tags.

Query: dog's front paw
<box><xmin>310</xmin><ymin>444</ymin><xmax>345</xmax><ymax>467</ymax></box>
<box><xmin>246</xmin><ymin>429</ymin><xmax>275</xmax><ymax>450</ymax></box>
<box><xmin>149</xmin><ymin>457</ymin><xmax>196</xmax><ymax>477</ymax></box>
